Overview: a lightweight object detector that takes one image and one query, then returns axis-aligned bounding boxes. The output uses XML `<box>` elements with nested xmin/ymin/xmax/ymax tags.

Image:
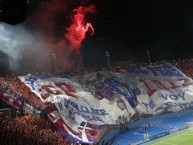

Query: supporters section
<box><xmin>1</xmin><ymin>63</ymin><xmax>193</xmax><ymax>143</ymax></box>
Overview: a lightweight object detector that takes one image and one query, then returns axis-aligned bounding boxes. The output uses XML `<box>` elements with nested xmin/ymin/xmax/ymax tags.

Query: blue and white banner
<box><xmin>18</xmin><ymin>63</ymin><xmax>193</xmax><ymax>143</ymax></box>
<box><xmin>19</xmin><ymin>73</ymin><xmax>134</xmax><ymax>143</ymax></box>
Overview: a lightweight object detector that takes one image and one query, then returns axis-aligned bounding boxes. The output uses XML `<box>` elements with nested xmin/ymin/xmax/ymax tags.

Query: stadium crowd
<box><xmin>0</xmin><ymin>58</ymin><xmax>193</xmax><ymax>144</ymax></box>
<box><xmin>0</xmin><ymin>73</ymin><xmax>46</xmax><ymax>111</ymax></box>
<box><xmin>0</xmin><ymin>113</ymin><xmax>81</xmax><ymax>145</ymax></box>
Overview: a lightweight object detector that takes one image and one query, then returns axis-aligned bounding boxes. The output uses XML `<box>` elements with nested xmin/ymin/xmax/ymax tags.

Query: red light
<box><xmin>65</xmin><ymin>5</ymin><xmax>96</xmax><ymax>49</ymax></box>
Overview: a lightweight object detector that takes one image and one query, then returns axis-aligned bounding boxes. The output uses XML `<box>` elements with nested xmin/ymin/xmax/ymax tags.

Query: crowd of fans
<box><xmin>170</xmin><ymin>59</ymin><xmax>193</xmax><ymax>78</ymax></box>
<box><xmin>0</xmin><ymin>74</ymin><xmax>46</xmax><ymax>111</ymax></box>
<box><xmin>0</xmin><ymin>113</ymin><xmax>81</xmax><ymax>145</ymax></box>
<box><xmin>0</xmin><ymin>74</ymin><xmax>89</xmax><ymax>145</ymax></box>
<box><xmin>0</xmin><ymin>58</ymin><xmax>193</xmax><ymax>144</ymax></box>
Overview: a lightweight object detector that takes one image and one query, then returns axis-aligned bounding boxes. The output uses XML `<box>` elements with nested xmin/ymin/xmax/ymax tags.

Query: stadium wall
<box><xmin>99</xmin><ymin>110</ymin><xmax>193</xmax><ymax>145</ymax></box>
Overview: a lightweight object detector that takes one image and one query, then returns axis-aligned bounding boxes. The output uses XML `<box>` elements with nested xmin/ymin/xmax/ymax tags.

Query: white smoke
<box><xmin>0</xmin><ymin>23</ymin><xmax>53</xmax><ymax>73</ymax></box>
<box><xmin>0</xmin><ymin>23</ymin><xmax>31</xmax><ymax>59</ymax></box>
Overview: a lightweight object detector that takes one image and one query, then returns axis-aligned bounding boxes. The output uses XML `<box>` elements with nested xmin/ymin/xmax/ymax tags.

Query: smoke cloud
<box><xmin>0</xmin><ymin>23</ymin><xmax>53</xmax><ymax>74</ymax></box>
<box><xmin>0</xmin><ymin>0</ymin><xmax>96</xmax><ymax>74</ymax></box>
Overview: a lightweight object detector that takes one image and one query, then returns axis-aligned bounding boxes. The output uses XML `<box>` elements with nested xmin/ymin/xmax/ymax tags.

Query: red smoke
<box><xmin>65</xmin><ymin>5</ymin><xmax>96</xmax><ymax>50</ymax></box>
<box><xmin>28</xmin><ymin>0</ymin><xmax>96</xmax><ymax>71</ymax></box>
<box><xmin>30</xmin><ymin>0</ymin><xmax>68</xmax><ymax>39</ymax></box>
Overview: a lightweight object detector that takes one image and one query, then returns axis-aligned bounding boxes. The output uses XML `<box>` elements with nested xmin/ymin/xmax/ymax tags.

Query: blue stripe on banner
<box><xmin>105</xmin><ymin>78</ymin><xmax>138</xmax><ymax>108</ymax></box>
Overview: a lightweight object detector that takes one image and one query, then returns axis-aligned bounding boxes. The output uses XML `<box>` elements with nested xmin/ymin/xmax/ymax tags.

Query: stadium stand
<box><xmin>1</xmin><ymin>59</ymin><xmax>193</xmax><ymax>144</ymax></box>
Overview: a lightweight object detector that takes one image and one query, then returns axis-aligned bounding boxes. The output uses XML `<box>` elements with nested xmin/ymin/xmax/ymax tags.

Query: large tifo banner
<box><xmin>19</xmin><ymin>63</ymin><xmax>193</xmax><ymax>143</ymax></box>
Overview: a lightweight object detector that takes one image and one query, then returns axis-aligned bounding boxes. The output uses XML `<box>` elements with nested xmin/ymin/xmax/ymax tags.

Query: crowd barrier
<box><xmin>131</xmin><ymin>124</ymin><xmax>191</xmax><ymax>145</ymax></box>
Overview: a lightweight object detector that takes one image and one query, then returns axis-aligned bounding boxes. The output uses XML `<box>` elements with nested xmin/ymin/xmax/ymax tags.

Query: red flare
<box><xmin>65</xmin><ymin>5</ymin><xmax>96</xmax><ymax>50</ymax></box>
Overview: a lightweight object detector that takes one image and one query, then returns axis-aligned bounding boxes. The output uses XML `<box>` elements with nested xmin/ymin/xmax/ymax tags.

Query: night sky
<box><xmin>81</xmin><ymin>0</ymin><xmax>193</xmax><ymax>65</ymax></box>
<box><xmin>82</xmin><ymin>0</ymin><xmax>193</xmax><ymax>65</ymax></box>
<box><xmin>2</xmin><ymin>0</ymin><xmax>193</xmax><ymax>73</ymax></box>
